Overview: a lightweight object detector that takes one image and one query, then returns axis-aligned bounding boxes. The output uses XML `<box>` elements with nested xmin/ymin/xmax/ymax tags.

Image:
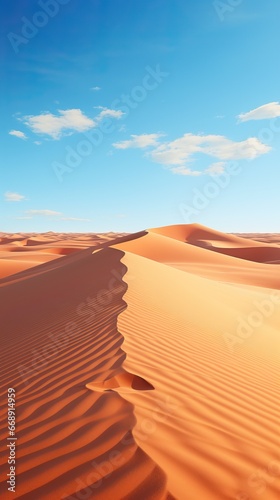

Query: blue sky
<box><xmin>2</xmin><ymin>0</ymin><xmax>280</xmax><ymax>233</ymax></box>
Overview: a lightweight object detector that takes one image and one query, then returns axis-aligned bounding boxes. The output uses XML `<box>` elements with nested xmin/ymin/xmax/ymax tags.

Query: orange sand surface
<box><xmin>0</xmin><ymin>225</ymin><xmax>279</xmax><ymax>499</ymax></box>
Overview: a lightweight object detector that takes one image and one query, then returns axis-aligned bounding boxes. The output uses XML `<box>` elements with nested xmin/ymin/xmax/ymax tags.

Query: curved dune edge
<box><xmin>149</xmin><ymin>223</ymin><xmax>280</xmax><ymax>264</ymax></box>
<box><xmin>149</xmin><ymin>223</ymin><xmax>279</xmax><ymax>247</ymax></box>
<box><xmin>0</xmin><ymin>231</ymin><xmax>147</xmax><ymax>282</ymax></box>
<box><xmin>114</xmin><ymin>227</ymin><xmax>280</xmax><ymax>290</ymax></box>
<box><xmin>111</xmin><ymin>228</ymin><xmax>280</xmax><ymax>500</ymax></box>
<box><xmin>0</xmin><ymin>245</ymin><xmax>172</xmax><ymax>500</ymax></box>
<box><xmin>0</xmin><ymin>224</ymin><xmax>279</xmax><ymax>500</ymax></box>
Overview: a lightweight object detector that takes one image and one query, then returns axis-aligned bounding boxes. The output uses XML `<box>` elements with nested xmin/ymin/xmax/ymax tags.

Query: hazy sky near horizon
<box><xmin>2</xmin><ymin>0</ymin><xmax>280</xmax><ymax>233</ymax></box>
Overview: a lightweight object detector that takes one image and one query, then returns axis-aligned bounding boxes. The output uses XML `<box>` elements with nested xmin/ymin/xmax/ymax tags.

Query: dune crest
<box><xmin>0</xmin><ymin>224</ymin><xmax>279</xmax><ymax>499</ymax></box>
<box><xmin>0</xmin><ymin>245</ymin><xmax>171</xmax><ymax>499</ymax></box>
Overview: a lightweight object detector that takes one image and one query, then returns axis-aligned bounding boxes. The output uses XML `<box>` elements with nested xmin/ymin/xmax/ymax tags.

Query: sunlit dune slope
<box><xmin>0</xmin><ymin>224</ymin><xmax>279</xmax><ymax>500</ymax></box>
<box><xmin>114</xmin><ymin>225</ymin><xmax>280</xmax><ymax>289</ymax></box>
<box><xmin>0</xmin><ymin>241</ymin><xmax>172</xmax><ymax>500</ymax></box>
<box><xmin>113</xmin><ymin>248</ymin><xmax>280</xmax><ymax>500</ymax></box>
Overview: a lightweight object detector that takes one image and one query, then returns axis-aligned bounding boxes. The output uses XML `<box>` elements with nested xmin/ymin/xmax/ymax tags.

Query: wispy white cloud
<box><xmin>170</xmin><ymin>166</ymin><xmax>202</xmax><ymax>176</ymax></box>
<box><xmin>22</xmin><ymin>109</ymin><xmax>96</xmax><ymax>139</ymax></box>
<box><xmin>34</xmin><ymin>141</ymin><xmax>42</xmax><ymax>145</ymax></box>
<box><xmin>205</xmin><ymin>162</ymin><xmax>227</xmax><ymax>176</ymax></box>
<box><xmin>238</xmin><ymin>102</ymin><xmax>280</xmax><ymax>122</ymax></box>
<box><xmin>4</xmin><ymin>192</ymin><xmax>26</xmax><ymax>202</ymax></box>
<box><xmin>9</xmin><ymin>130</ymin><xmax>27</xmax><ymax>140</ymax></box>
<box><xmin>113</xmin><ymin>132</ymin><xmax>271</xmax><ymax>175</ymax></box>
<box><xmin>91</xmin><ymin>86</ymin><xmax>101</xmax><ymax>91</ymax></box>
<box><xmin>113</xmin><ymin>133</ymin><xmax>163</xmax><ymax>150</ymax></box>
<box><xmin>150</xmin><ymin>134</ymin><xmax>270</xmax><ymax>165</ymax></box>
<box><xmin>150</xmin><ymin>134</ymin><xmax>201</xmax><ymax>165</ymax></box>
<box><xmin>95</xmin><ymin>106</ymin><xmax>124</xmax><ymax>120</ymax></box>
<box><xmin>26</xmin><ymin>209</ymin><xmax>62</xmax><ymax>217</ymax></box>
<box><xmin>18</xmin><ymin>106</ymin><xmax>125</xmax><ymax>140</ymax></box>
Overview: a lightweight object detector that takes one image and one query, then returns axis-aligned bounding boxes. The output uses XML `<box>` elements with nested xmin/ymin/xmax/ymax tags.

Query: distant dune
<box><xmin>234</xmin><ymin>233</ymin><xmax>280</xmax><ymax>245</ymax></box>
<box><xmin>0</xmin><ymin>225</ymin><xmax>279</xmax><ymax>499</ymax></box>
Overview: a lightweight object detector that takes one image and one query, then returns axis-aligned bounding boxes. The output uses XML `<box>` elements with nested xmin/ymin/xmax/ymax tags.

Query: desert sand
<box><xmin>0</xmin><ymin>224</ymin><xmax>279</xmax><ymax>499</ymax></box>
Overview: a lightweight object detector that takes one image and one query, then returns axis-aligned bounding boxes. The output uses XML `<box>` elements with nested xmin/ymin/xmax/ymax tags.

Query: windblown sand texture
<box><xmin>0</xmin><ymin>224</ymin><xmax>279</xmax><ymax>500</ymax></box>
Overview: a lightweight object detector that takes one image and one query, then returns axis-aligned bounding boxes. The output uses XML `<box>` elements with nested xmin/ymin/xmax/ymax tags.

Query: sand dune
<box><xmin>0</xmin><ymin>232</ymin><xmax>131</xmax><ymax>280</ymax></box>
<box><xmin>0</xmin><ymin>243</ymin><xmax>172</xmax><ymax>499</ymax></box>
<box><xmin>150</xmin><ymin>223</ymin><xmax>280</xmax><ymax>259</ymax></box>
<box><xmin>114</xmin><ymin>226</ymin><xmax>280</xmax><ymax>289</ymax></box>
<box><xmin>235</xmin><ymin>233</ymin><xmax>280</xmax><ymax>245</ymax></box>
<box><xmin>113</xmin><ymin>251</ymin><xmax>280</xmax><ymax>500</ymax></box>
<box><xmin>0</xmin><ymin>224</ymin><xmax>279</xmax><ymax>499</ymax></box>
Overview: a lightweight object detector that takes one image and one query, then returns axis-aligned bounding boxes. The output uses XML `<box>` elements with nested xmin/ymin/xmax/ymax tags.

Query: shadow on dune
<box><xmin>0</xmin><ymin>242</ymin><xmax>170</xmax><ymax>500</ymax></box>
<box><xmin>188</xmin><ymin>239</ymin><xmax>280</xmax><ymax>264</ymax></box>
<box><xmin>0</xmin><ymin>230</ymin><xmax>148</xmax><ymax>286</ymax></box>
<box><xmin>87</xmin><ymin>371</ymin><xmax>155</xmax><ymax>392</ymax></box>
